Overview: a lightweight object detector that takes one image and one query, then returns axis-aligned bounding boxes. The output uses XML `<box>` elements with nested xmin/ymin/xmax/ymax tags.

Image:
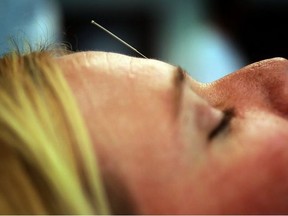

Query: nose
<box><xmin>195</xmin><ymin>57</ymin><xmax>288</xmax><ymax>116</ymax></box>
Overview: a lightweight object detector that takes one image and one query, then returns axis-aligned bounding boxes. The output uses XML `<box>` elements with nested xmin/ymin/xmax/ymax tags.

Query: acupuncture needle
<box><xmin>91</xmin><ymin>20</ymin><xmax>148</xmax><ymax>59</ymax></box>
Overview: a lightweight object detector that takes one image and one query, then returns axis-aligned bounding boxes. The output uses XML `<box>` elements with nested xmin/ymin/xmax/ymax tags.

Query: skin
<box><xmin>57</xmin><ymin>51</ymin><xmax>288</xmax><ymax>214</ymax></box>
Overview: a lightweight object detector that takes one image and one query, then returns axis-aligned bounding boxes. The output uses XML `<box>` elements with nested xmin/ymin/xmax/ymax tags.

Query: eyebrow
<box><xmin>172</xmin><ymin>66</ymin><xmax>188</xmax><ymax>117</ymax></box>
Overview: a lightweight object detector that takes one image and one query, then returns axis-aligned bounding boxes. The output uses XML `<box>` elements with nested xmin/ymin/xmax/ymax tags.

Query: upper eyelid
<box><xmin>208</xmin><ymin>108</ymin><xmax>235</xmax><ymax>140</ymax></box>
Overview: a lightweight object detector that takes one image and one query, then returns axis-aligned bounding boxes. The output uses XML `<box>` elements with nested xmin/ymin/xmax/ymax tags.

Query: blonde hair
<box><xmin>0</xmin><ymin>51</ymin><xmax>110</xmax><ymax>214</ymax></box>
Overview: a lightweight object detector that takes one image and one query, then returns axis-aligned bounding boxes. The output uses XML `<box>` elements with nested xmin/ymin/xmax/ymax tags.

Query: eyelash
<box><xmin>208</xmin><ymin>108</ymin><xmax>235</xmax><ymax>140</ymax></box>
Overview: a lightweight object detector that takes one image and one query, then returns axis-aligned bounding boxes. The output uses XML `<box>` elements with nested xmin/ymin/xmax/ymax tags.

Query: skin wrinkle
<box><xmin>128</xmin><ymin>55</ymin><xmax>134</xmax><ymax>77</ymax></box>
<box><xmin>104</xmin><ymin>52</ymin><xmax>112</xmax><ymax>75</ymax></box>
<box><xmin>81</xmin><ymin>52</ymin><xmax>90</xmax><ymax>68</ymax></box>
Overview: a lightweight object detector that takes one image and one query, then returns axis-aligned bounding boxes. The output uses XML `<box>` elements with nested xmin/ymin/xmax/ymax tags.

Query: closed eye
<box><xmin>208</xmin><ymin>108</ymin><xmax>235</xmax><ymax>140</ymax></box>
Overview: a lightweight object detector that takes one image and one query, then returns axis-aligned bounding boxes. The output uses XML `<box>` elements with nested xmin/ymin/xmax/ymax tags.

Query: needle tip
<box><xmin>90</xmin><ymin>19</ymin><xmax>148</xmax><ymax>59</ymax></box>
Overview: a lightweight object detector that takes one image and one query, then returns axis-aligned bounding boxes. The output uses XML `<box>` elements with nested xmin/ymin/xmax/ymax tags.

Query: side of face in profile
<box><xmin>0</xmin><ymin>50</ymin><xmax>288</xmax><ymax>214</ymax></box>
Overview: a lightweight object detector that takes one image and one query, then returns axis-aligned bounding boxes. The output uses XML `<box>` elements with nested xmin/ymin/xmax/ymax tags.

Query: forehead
<box><xmin>57</xmin><ymin>51</ymin><xmax>184</xmax><ymax>89</ymax></box>
<box><xmin>57</xmin><ymin>51</ymin><xmax>187</xmax><ymax>121</ymax></box>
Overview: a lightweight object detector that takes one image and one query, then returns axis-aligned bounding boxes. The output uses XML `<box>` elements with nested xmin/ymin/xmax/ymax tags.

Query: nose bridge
<box><xmin>199</xmin><ymin>58</ymin><xmax>288</xmax><ymax>112</ymax></box>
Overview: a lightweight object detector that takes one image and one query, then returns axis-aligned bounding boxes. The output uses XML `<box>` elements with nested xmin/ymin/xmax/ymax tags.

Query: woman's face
<box><xmin>57</xmin><ymin>52</ymin><xmax>288</xmax><ymax>214</ymax></box>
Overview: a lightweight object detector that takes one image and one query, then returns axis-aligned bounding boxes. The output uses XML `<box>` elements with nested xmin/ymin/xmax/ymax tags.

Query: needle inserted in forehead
<box><xmin>91</xmin><ymin>20</ymin><xmax>148</xmax><ymax>59</ymax></box>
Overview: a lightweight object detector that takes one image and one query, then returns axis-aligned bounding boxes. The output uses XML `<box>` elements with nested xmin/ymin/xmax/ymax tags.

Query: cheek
<box><xmin>197</xmin><ymin>121</ymin><xmax>288</xmax><ymax>214</ymax></box>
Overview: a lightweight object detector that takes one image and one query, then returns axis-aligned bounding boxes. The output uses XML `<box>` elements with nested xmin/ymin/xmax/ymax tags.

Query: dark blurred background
<box><xmin>0</xmin><ymin>0</ymin><xmax>287</xmax><ymax>82</ymax></box>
